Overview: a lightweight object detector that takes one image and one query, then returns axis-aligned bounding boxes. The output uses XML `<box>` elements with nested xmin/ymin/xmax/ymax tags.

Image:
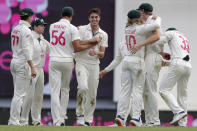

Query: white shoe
<box><xmin>170</xmin><ymin>111</ymin><xmax>187</xmax><ymax>125</ymax></box>
<box><xmin>76</xmin><ymin>116</ymin><xmax>86</xmax><ymax>126</ymax></box>
<box><xmin>130</xmin><ymin>118</ymin><xmax>142</xmax><ymax>127</ymax></box>
<box><xmin>114</xmin><ymin>115</ymin><xmax>125</xmax><ymax>127</ymax></box>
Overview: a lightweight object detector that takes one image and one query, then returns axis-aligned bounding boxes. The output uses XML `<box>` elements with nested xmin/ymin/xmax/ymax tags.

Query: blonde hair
<box><xmin>126</xmin><ymin>18</ymin><xmax>144</xmax><ymax>27</ymax></box>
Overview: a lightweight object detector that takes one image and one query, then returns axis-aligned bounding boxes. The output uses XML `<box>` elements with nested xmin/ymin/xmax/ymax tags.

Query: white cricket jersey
<box><xmin>49</xmin><ymin>19</ymin><xmax>80</xmax><ymax>62</ymax></box>
<box><xmin>124</xmin><ymin>22</ymin><xmax>160</xmax><ymax>59</ymax></box>
<box><xmin>105</xmin><ymin>41</ymin><xmax>128</xmax><ymax>72</ymax></box>
<box><xmin>32</xmin><ymin>31</ymin><xmax>49</xmax><ymax>68</ymax></box>
<box><xmin>75</xmin><ymin>24</ymin><xmax>108</xmax><ymax>64</ymax></box>
<box><xmin>11</xmin><ymin>20</ymin><xmax>33</xmax><ymax>64</ymax></box>
<box><xmin>155</xmin><ymin>31</ymin><xmax>190</xmax><ymax>60</ymax></box>
<box><xmin>145</xmin><ymin>15</ymin><xmax>163</xmax><ymax>54</ymax></box>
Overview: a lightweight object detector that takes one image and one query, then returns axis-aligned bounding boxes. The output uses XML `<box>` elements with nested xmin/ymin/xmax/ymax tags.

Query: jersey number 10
<box><xmin>125</xmin><ymin>35</ymin><xmax>136</xmax><ymax>51</ymax></box>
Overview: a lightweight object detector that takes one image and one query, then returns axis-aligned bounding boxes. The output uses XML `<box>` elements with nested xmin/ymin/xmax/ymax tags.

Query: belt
<box><xmin>183</xmin><ymin>55</ymin><xmax>190</xmax><ymax>61</ymax></box>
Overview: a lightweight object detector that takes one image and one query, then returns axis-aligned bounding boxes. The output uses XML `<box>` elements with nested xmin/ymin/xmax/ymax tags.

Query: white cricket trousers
<box><xmin>143</xmin><ymin>53</ymin><xmax>162</xmax><ymax>125</ymax></box>
<box><xmin>159</xmin><ymin>59</ymin><xmax>191</xmax><ymax>126</ymax></box>
<box><xmin>49</xmin><ymin>61</ymin><xmax>74</xmax><ymax>125</ymax></box>
<box><xmin>20</xmin><ymin>67</ymin><xmax>44</xmax><ymax>125</ymax></box>
<box><xmin>75</xmin><ymin>62</ymin><xmax>99</xmax><ymax>123</ymax></box>
<box><xmin>116</xmin><ymin>58</ymin><xmax>145</xmax><ymax>120</ymax></box>
<box><xmin>8</xmin><ymin>60</ymin><xmax>30</xmax><ymax>125</ymax></box>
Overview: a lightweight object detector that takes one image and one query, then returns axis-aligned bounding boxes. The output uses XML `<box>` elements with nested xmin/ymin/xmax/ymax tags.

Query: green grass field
<box><xmin>0</xmin><ymin>126</ymin><xmax>196</xmax><ymax>131</ymax></box>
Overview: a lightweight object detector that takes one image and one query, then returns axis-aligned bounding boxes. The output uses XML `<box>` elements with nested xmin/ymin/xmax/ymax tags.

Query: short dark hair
<box><xmin>20</xmin><ymin>15</ymin><xmax>29</xmax><ymax>20</ymax></box>
<box><xmin>88</xmin><ymin>8</ymin><xmax>101</xmax><ymax>17</ymax></box>
<box><xmin>166</xmin><ymin>27</ymin><xmax>177</xmax><ymax>31</ymax></box>
<box><xmin>61</xmin><ymin>7</ymin><xmax>74</xmax><ymax>17</ymax></box>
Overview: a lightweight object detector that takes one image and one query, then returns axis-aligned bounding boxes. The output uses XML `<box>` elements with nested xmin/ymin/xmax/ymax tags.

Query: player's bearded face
<box><xmin>89</xmin><ymin>13</ymin><xmax>100</xmax><ymax>26</ymax></box>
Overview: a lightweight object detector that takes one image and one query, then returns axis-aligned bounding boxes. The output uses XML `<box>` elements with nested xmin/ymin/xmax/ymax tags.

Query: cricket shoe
<box><xmin>114</xmin><ymin>115</ymin><xmax>125</xmax><ymax>127</ymax></box>
<box><xmin>130</xmin><ymin>118</ymin><xmax>142</xmax><ymax>127</ymax></box>
<box><xmin>170</xmin><ymin>111</ymin><xmax>187</xmax><ymax>125</ymax></box>
<box><xmin>76</xmin><ymin>116</ymin><xmax>87</xmax><ymax>126</ymax></box>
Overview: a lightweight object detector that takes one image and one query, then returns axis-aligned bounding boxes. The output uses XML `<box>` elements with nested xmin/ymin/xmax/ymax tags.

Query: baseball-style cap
<box><xmin>127</xmin><ymin>10</ymin><xmax>141</xmax><ymax>19</ymax></box>
<box><xmin>31</xmin><ymin>18</ymin><xmax>47</xmax><ymax>27</ymax></box>
<box><xmin>19</xmin><ymin>8</ymin><xmax>34</xmax><ymax>17</ymax></box>
<box><xmin>61</xmin><ymin>6</ymin><xmax>74</xmax><ymax>17</ymax></box>
<box><xmin>137</xmin><ymin>3</ymin><xmax>153</xmax><ymax>12</ymax></box>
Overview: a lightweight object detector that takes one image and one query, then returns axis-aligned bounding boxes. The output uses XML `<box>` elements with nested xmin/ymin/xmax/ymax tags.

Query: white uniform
<box><xmin>114</xmin><ymin>22</ymin><xmax>160</xmax><ymax>123</ymax></box>
<box><xmin>8</xmin><ymin>20</ymin><xmax>33</xmax><ymax>125</ymax></box>
<box><xmin>155</xmin><ymin>30</ymin><xmax>191</xmax><ymax>126</ymax></box>
<box><xmin>49</xmin><ymin>19</ymin><xmax>80</xmax><ymax>125</ymax></box>
<box><xmin>142</xmin><ymin>15</ymin><xmax>163</xmax><ymax>125</ymax></box>
<box><xmin>75</xmin><ymin>24</ymin><xmax>108</xmax><ymax>124</ymax></box>
<box><xmin>20</xmin><ymin>31</ymin><xmax>49</xmax><ymax>125</ymax></box>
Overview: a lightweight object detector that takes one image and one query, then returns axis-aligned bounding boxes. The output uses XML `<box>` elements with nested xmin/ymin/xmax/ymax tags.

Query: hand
<box><xmin>93</xmin><ymin>36</ymin><xmax>102</xmax><ymax>43</ymax></box>
<box><xmin>89</xmin><ymin>49</ymin><xmax>97</xmax><ymax>56</ymax></box>
<box><xmin>130</xmin><ymin>44</ymin><xmax>142</xmax><ymax>54</ymax></box>
<box><xmin>31</xmin><ymin>67</ymin><xmax>37</xmax><ymax>78</ymax></box>
<box><xmin>99</xmin><ymin>70</ymin><xmax>107</xmax><ymax>79</ymax></box>
<box><xmin>160</xmin><ymin>52</ymin><xmax>171</xmax><ymax>60</ymax></box>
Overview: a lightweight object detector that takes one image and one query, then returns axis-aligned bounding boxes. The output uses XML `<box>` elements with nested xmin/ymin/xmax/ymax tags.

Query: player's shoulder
<box><xmin>99</xmin><ymin>28</ymin><xmax>108</xmax><ymax>37</ymax></box>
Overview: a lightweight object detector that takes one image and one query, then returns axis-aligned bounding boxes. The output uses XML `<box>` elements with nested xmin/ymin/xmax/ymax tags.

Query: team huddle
<box><xmin>8</xmin><ymin>2</ymin><xmax>191</xmax><ymax>127</ymax></box>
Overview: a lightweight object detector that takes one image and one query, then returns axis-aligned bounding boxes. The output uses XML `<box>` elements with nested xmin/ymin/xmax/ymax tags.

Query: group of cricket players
<box><xmin>8</xmin><ymin>2</ymin><xmax>191</xmax><ymax>127</ymax></box>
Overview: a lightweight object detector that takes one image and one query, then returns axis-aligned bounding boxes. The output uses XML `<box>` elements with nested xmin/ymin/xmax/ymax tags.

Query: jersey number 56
<box><xmin>51</xmin><ymin>30</ymin><xmax>66</xmax><ymax>46</ymax></box>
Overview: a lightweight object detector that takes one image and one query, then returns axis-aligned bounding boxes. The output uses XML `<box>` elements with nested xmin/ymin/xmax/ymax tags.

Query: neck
<box><xmin>62</xmin><ymin>16</ymin><xmax>71</xmax><ymax>22</ymax></box>
<box><xmin>91</xmin><ymin>24</ymin><xmax>99</xmax><ymax>33</ymax></box>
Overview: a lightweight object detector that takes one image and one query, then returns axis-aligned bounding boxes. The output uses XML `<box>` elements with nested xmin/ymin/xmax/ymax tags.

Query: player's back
<box><xmin>124</xmin><ymin>24</ymin><xmax>146</xmax><ymax>59</ymax></box>
<box><xmin>167</xmin><ymin>31</ymin><xmax>189</xmax><ymax>59</ymax></box>
<box><xmin>49</xmin><ymin>19</ymin><xmax>79</xmax><ymax>62</ymax></box>
<box><xmin>11</xmin><ymin>21</ymin><xmax>32</xmax><ymax>64</ymax></box>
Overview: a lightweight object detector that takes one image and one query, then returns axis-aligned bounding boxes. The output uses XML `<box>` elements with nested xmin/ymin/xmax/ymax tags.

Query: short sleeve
<box><xmin>71</xmin><ymin>25</ymin><xmax>80</xmax><ymax>41</ymax></box>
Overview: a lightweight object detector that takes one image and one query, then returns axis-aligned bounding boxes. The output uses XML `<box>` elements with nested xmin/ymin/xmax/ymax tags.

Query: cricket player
<box><xmin>130</xmin><ymin>3</ymin><xmax>168</xmax><ymax>126</ymax></box>
<box><xmin>101</xmin><ymin>10</ymin><xmax>160</xmax><ymax>127</ymax></box>
<box><xmin>75</xmin><ymin>8</ymin><xmax>108</xmax><ymax>126</ymax></box>
<box><xmin>20</xmin><ymin>18</ymin><xmax>49</xmax><ymax>126</ymax></box>
<box><xmin>153</xmin><ymin>28</ymin><xmax>191</xmax><ymax>126</ymax></box>
<box><xmin>8</xmin><ymin>8</ymin><xmax>36</xmax><ymax>125</ymax></box>
<box><xmin>49</xmin><ymin>7</ymin><xmax>101</xmax><ymax>126</ymax></box>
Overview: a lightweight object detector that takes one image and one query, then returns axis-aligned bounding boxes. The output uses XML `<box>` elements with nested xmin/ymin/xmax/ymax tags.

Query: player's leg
<box><xmin>31</xmin><ymin>68</ymin><xmax>44</xmax><ymax>125</ymax></box>
<box><xmin>130</xmin><ymin>64</ymin><xmax>145</xmax><ymax>127</ymax></box>
<box><xmin>20</xmin><ymin>71</ymin><xmax>38</xmax><ymax>125</ymax></box>
<box><xmin>75</xmin><ymin>62</ymin><xmax>88</xmax><ymax>125</ymax></box>
<box><xmin>84</xmin><ymin>64</ymin><xmax>99</xmax><ymax>125</ymax></box>
<box><xmin>143</xmin><ymin>54</ymin><xmax>161</xmax><ymax>126</ymax></box>
<box><xmin>49</xmin><ymin>61</ymin><xmax>62</xmax><ymax>125</ymax></box>
<box><xmin>159</xmin><ymin>65</ymin><xmax>186</xmax><ymax>124</ymax></box>
<box><xmin>115</xmin><ymin>61</ymin><xmax>132</xmax><ymax>126</ymax></box>
<box><xmin>177</xmin><ymin>66</ymin><xmax>191</xmax><ymax>127</ymax></box>
<box><xmin>8</xmin><ymin>63</ymin><xmax>30</xmax><ymax>125</ymax></box>
<box><xmin>60</xmin><ymin>62</ymin><xmax>74</xmax><ymax>124</ymax></box>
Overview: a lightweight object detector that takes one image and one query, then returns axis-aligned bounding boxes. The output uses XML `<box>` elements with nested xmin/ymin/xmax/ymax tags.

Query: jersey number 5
<box><xmin>51</xmin><ymin>30</ymin><xmax>66</xmax><ymax>46</ymax></box>
<box><xmin>125</xmin><ymin>35</ymin><xmax>136</xmax><ymax>51</ymax></box>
